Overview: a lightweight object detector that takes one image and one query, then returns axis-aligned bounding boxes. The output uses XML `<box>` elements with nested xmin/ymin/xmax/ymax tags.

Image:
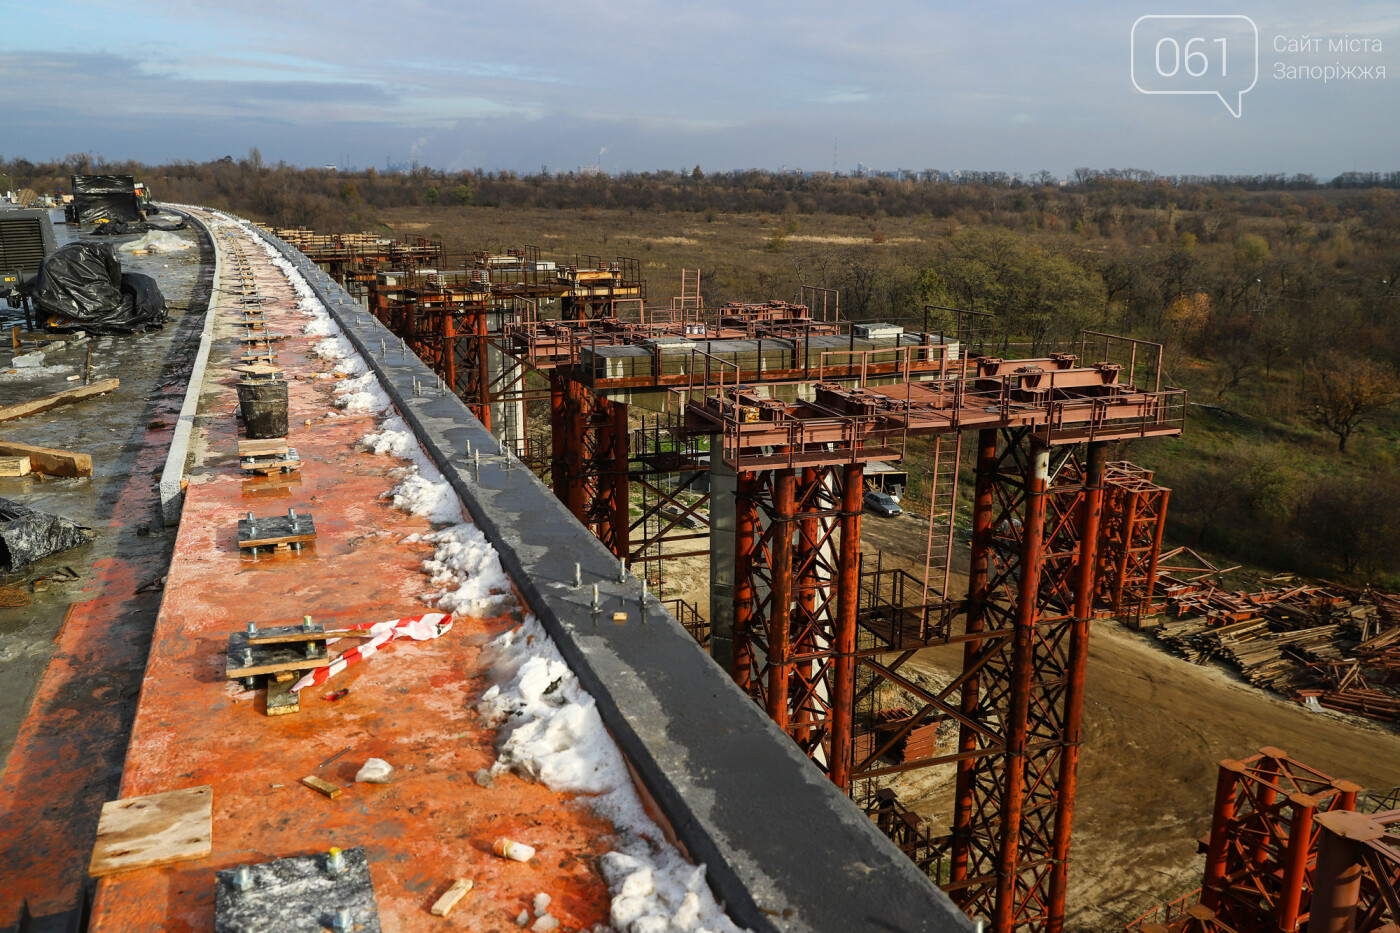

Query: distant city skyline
<box><xmin>2</xmin><ymin>1</ymin><xmax>1398</xmax><ymax>176</ymax></box>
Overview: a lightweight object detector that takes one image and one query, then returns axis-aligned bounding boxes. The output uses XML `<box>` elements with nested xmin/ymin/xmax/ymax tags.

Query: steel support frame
<box><xmin>552</xmin><ymin>374</ymin><xmax>630</xmax><ymax>561</ymax></box>
<box><xmin>1309</xmin><ymin>807</ymin><xmax>1400</xmax><ymax>933</ymax></box>
<box><xmin>729</xmin><ymin>463</ymin><xmax>856</xmax><ymax>772</ymax></box>
<box><xmin>627</xmin><ymin>419</ymin><xmax>713</xmax><ymax>577</ymax></box>
<box><xmin>721</xmin><ymin>427</ymin><xmax>1114</xmax><ymax>932</ymax></box>
<box><xmin>943</xmin><ymin>428</ymin><xmax>1107</xmax><ymax>933</ymax></box>
<box><xmin>1096</xmin><ymin>464</ymin><xmax>1171</xmax><ymax>617</ymax></box>
<box><xmin>1197</xmin><ymin>749</ymin><xmax>1361</xmax><ymax>933</ymax></box>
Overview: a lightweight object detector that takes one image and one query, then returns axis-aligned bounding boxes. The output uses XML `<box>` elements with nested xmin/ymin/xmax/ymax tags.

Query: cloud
<box><xmin>2</xmin><ymin>1</ymin><xmax>1398</xmax><ymax>175</ymax></box>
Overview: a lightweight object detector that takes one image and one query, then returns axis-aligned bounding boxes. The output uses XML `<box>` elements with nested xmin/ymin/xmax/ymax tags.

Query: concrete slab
<box><xmin>0</xmin><ymin>216</ymin><xmax>213</xmax><ymax>928</ymax></box>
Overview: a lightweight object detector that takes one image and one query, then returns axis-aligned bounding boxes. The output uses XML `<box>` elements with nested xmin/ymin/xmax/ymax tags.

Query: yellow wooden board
<box><xmin>0</xmin><ymin>441</ymin><xmax>93</xmax><ymax>477</ymax></box>
<box><xmin>0</xmin><ymin>456</ymin><xmax>30</xmax><ymax>476</ymax></box>
<box><xmin>88</xmin><ymin>785</ymin><xmax>213</xmax><ymax>878</ymax></box>
<box><xmin>431</xmin><ymin>878</ymin><xmax>474</xmax><ymax>916</ymax></box>
<box><xmin>300</xmin><ymin>775</ymin><xmax>341</xmax><ymax>799</ymax></box>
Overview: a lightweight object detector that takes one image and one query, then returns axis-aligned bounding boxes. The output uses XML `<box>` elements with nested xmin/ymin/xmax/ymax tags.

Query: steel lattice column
<box><xmin>551</xmin><ymin>376</ymin><xmax>630</xmax><ymax>561</ymax></box>
<box><xmin>944</xmin><ymin>428</ymin><xmax>1104</xmax><ymax>932</ymax></box>
<box><xmin>1196</xmin><ymin>749</ymin><xmax>1361</xmax><ymax>933</ymax></box>
<box><xmin>1046</xmin><ymin>441</ymin><xmax>1107</xmax><ymax>932</ymax></box>
<box><xmin>732</xmin><ymin>464</ymin><xmax>848</xmax><ymax>773</ymax></box>
<box><xmin>1096</xmin><ymin>464</ymin><xmax>1170</xmax><ymax>617</ymax></box>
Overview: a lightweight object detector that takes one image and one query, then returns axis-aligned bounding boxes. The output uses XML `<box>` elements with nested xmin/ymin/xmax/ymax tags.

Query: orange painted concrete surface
<box><xmin>87</xmin><ymin>219</ymin><xmax>613</xmax><ymax>932</ymax></box>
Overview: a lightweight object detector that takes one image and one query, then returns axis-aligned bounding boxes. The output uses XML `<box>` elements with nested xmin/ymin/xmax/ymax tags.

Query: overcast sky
<box><xmin>2</xmin><ymin>1</ymin><xmax>1397</xmax><ymax>176</ymax></box>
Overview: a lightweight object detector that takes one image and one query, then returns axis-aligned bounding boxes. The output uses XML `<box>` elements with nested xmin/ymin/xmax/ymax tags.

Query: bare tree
<box><xmin>1306</xmin><ymin>352</ymin><xmax>1400</xmax><ymax>451</ymax></box>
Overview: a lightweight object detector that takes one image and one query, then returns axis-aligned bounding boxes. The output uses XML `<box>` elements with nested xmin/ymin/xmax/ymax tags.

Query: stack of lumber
<box><xmin>872</xmin><ymin>707</ymin><xmax>943</xmax><ymax>764</ymax></box>
<box><xmin>1153</xmin><ymin>580</ymin><xmax>1400</xmax><ymax>722</ymax></box>
<box><xmin>1297</xmin><ymin>687</ymin><xmax>1400</xmax><ymax>721</ymax></box>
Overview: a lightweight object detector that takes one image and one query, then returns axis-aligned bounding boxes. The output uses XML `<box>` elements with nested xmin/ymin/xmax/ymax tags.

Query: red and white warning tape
<box><xmin>291</xmin><ymin>611</ymin><xmax>453</xmax><ymax>692</ymax></box>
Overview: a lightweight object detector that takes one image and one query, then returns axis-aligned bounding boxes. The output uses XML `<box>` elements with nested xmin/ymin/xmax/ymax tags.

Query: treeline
<box><xmin>8</xmin><ymin>153</ymin><xmax>1400</xmax><ymax>232</ymax></box>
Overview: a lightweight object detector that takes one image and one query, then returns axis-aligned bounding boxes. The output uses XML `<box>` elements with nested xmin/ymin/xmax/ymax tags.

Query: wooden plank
<box><xmin>0</xmin><ymin>441</ymin><xmax>92</xmax><ymax>477</ymax></box>
<box><xmin>240</xmin><ymin>530</ymin><xmax>316</xmax><ymax>549</ymax></box>
<box><xmin>300</xmin><ymin>776</ymin><xmax>341</xmax><ymax>799</ymax></box>
<box><xmin>88</xmin><ymin>785</ymin><xmax>213</xmax><ymax>878</ymax></box>
<box><xmin>0</xmin><ymin>456</ymin><xmax>30</xmax><ymax>476</ymax></box>
<box><xmin>266</xmin><ymin>678</ymin><xmax>300</xmax><ymax>716</ymax></box>
<box><xmin>0</xmin><ymin>378</ymin><xmax>119</xmax><ymax>424</ymax></box>
<box><xmin>234</xmin><ymin>363</ymin><xmax>283</xmax><ymax>378</ymax></box>
<box><xmin>238</xmin><ymin>438</ymin><xmax>290</xmax><ymax>457</ymax></box>
<box><xmin>246</xmin><ymin>619</ymin><xmax>326</xmax><ymax>645</ymax></box>
<box><xmin>240</xmin><ymin>456</ymin><xmax>300</xmax><ymax>476</ymax></box>
<box><xmin>430</xmin><ymin>878</ymin><xmax>474</xmax><ymax>917</ymax></box>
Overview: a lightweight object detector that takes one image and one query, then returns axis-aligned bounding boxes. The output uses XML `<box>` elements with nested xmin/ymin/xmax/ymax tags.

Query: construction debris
<box><xmin>1153</xmin><ymin>581</ymin><xmax>1400</xmax><ymax>721</ymax></box>
<box><xmin>0</xmin><ymin>498</ymin><xmax>92</xmax><ymax>571</ymax></box>
<box><xmin>0</xmin><ymin>377</ymin><xmax>119</xmax><ymax>424</ymax></box>
<box><xmin>299</xmin><ymin>776</ymin><xmax>342</xmax><ymax>800</ymax></box>
<box><xmin>429</xmin><ymin>879</ymin><xmax>473</xmax><ymax>917</ymax></box>
<box><xmin>492</xmin><ymin>838</ymin><xmax>535</xmax><ymax>862</ymax></box>
<box><xmin>354</xmin><ymin>758</ymin><xmax>393</xmax><ymax>784</ymax></box>
<box><xmin>0</xmin><ymin>441</ymin><xmax>94</xmax><ymax>478</ymax></box>
<box><xmin>88</xmin><ymin>785</ymin><xmax>213</xmax><ymax>878</ymax></box>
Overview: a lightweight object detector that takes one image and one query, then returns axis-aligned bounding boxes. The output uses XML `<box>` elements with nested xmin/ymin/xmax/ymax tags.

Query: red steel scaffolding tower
<box><xmin>684</xmin><ymin>339</ymin><xmax>1186</xmax><ymax>933</ymax></box>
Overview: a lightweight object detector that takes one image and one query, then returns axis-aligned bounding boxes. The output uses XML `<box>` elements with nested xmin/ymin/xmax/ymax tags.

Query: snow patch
<box><xmin>314</xmin><ymin>334</ymin><xmax>357</xmax><ymax>362</ymax></box>
<box><xmin>421</xmin><ymin>523</ymin><xmax>513</xmax><ymax>616</ymax></box>
<box><xmin>336</xmin><ymin>371</ymin><xmax>391</xmax><ymax>414</ymax></box>
<box><xmin>0</xmin><ymin>363</ymin><xmax>76</xmax><ymax>381</ymax></box>
<box><xmin>480</xmin><ymin>617</ymin><xmax>749</xmax><ymax>933</ymax></box>
<box><xmin>357</xmin><ymin>415</ymin><xmax>464</xmax><ymax>524</ymax></box>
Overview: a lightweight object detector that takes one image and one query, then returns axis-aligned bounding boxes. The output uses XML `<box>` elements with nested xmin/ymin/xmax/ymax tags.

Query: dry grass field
<box><xmin>377</xmin><ymin>204</ymin><xmax>945</xmax><ymax>312</ymax></box>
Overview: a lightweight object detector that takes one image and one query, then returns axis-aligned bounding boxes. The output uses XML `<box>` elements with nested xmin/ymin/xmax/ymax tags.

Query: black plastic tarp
<box><xmin>89</xmin><ymin>217</ymin><xmax>187</xmax><ymax>236</ymax></box>
<box><xmin>0</xmin><ymin>499</ymin><xmax>91</xmax><ymax>573</ymax></box>
<box><xmin>71</xmin><ymin>174</ymin><xmax>142</xmax><ymax>224</ymax></box>
<box><xmin>34</xmin><ymin>242</ymin><xmax>168</xmax><ymax>334</ymax></box>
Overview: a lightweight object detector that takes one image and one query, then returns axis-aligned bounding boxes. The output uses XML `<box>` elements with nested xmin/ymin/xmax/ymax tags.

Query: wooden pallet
<box><xmin>237</xmin><ymin>510</ymin><xmax>316</xmax><ymax>555</ymax></box>
<box><xmin>224</xmin><ymin>631</ymin><xmax>328</xmax><ymax>678</ymax></box>
<box><xmin>237</xmin><ymin>438</ymin><xmax>300</xmax><ymax>475</ymax></box>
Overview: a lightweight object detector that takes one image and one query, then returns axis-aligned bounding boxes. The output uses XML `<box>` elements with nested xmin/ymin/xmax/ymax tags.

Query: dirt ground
<box><xmin>663</xmin><ymin>506</ymin><xmax>1400</xmax><ymax>932</ymax></box>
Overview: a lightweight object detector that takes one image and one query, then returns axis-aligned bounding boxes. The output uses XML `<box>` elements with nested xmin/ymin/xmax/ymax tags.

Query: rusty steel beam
<box><xmin>951</xmin><ymin>428</ymin><xmax>1000</xmax><ymax>887</ymax></box>
<box><xmin>990</xmin><ymin>439</ymin><xmax>1050</xmax><ymax>932</ymax></box>
<box><xmin>550</xmin><ymin>371</ymin><xmax>566</xmax><ymax>497</ymax></box>
<box><xmin>829</xmin><ymin>462</ymin><xmax>863</xmax><ymax>791</ymax></box>
<box><xmin>766</xmin><ymin>469</ymin><xmax>796</xmax><ymax>731</ymax></box>
<box><xmin>733</xmin><ymin>474</ymin><xmax>757</xmax><ymax>693</ymax></box>
<box><xmin>1046</xmin><ymin>440</ymin><xmax>1108</xmax><ymax>932</ymax></box>
<box><xmin>609</xmin><ymin>397</ymin><xmax>631</xmax><ymax>562</ymax></box>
